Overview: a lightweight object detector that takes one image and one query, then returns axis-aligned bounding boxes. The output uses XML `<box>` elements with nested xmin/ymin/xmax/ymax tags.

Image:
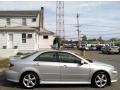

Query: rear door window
<box><xmin>34</xmin><ymin>52</ymin><xmax>57</xmax><ymax>62</ymax></box>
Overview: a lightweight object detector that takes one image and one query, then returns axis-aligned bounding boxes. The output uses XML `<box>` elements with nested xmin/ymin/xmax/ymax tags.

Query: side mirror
<box><xmin>80</xmin><ymin>60</ymin><xmax>85</xmax><ymax>65</ymax></box>
<box><xmin>73</xmin><ymin>58</ymin><xmax>87</xmax><ymax>65</ymax></box>
<box><xmin>79</xmin><ymin>60</ymin><xmax>87</xmax><ymax>65</ymax></box>
<box><xmin>76</xmin><ymin>60</ymin><xmax>84</xmax><ymax>65</ymax></box>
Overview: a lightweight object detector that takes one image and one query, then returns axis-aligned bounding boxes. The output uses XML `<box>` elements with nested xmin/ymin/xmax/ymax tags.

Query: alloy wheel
<box><xmin>95</xmin><ymin>73</ymin><xmax>107</xmax><ymax>88</ymax></box>
<box><xmin>23</xmin><ymin>74</ymin><xmax>37</xmax><ymax>88</ymax></box>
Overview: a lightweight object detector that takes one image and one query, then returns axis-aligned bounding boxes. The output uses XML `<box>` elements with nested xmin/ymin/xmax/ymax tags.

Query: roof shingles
<box><xmin>0</xmin><ymin>10</ymin><xmax>40</xmax><ymax>17</ymax></box>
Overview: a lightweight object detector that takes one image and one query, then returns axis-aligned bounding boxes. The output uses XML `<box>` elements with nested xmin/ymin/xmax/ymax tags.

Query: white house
<box><xmin>0</xmin><ymin>7</ymin><xmax>55</xmax><ymax>55</ymax></box>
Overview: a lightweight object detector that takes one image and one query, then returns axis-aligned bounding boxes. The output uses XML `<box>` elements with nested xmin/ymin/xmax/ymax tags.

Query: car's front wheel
<box><xmin>92</xmin><ymin>72</ymin><xmax>110</xmax><ymax>88</ymax></box>
<box><xmin>20</xmin><ymin>72</ymin><xmax>39</xmax><ymax>89</ymax></box>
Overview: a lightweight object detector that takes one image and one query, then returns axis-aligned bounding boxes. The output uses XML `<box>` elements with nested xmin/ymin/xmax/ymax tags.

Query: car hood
<box><xmin>91</xmin><ymin>61</ymin><xmax>114</xmax><ymax>68</ymax></box>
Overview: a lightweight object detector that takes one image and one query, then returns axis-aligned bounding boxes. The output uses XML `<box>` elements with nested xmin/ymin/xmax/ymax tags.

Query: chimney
<box><xmin>39</xmin><ymin>7</ymin><xmax>44</xmax><ymax>32</ymax></box>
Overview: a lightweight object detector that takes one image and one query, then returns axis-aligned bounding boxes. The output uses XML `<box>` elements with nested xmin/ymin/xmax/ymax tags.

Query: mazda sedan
<box><xmin>6</xmin><ymin>50</ymin><xmax>118</xmax><ymax>89</ymax></box>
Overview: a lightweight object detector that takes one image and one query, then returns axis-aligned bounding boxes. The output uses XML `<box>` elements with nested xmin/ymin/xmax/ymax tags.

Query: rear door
<box><xmin>34</xmin><ymin>51</ymin><xmax>60</xmax><ymax>81</ymax></box>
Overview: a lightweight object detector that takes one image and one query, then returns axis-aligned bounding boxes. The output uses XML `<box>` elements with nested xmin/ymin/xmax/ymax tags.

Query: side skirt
<box><xmin>40</xmin><ymin>81</ymin><xmax>91</xmax><ymax>84</ymax></box>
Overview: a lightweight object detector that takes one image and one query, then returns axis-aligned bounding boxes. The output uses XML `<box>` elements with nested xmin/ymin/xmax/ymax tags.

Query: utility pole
<box><xmin>76</xmin><ymin>13</ymin><xmax>80</xmax><ymax>48</ymax></box>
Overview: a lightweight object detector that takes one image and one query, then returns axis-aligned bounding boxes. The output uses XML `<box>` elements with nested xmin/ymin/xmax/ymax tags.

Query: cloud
<box><xmin>0</xmin><ymin>1</ymin><xmax>120</xmax><ymax>40</ymax></box>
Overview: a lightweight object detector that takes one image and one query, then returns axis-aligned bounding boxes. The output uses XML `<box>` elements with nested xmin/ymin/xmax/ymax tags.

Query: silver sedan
<box><xmin>5</xmin><ymin>50</ymin><xmax>118</xmax><ymax>89</ymax></box>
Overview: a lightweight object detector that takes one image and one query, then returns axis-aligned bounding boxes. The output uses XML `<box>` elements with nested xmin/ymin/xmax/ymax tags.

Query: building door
<box><xmin>8</xmin><ymin>33</ymin><xmax>13</xmax><ymax>49</ymax></box>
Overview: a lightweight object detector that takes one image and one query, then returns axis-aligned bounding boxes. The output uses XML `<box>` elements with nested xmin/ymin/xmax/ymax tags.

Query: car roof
<box><xmin>37</xmin><ymin>49</ymin><xmax>71</xmax><ymax>53</ymax></box>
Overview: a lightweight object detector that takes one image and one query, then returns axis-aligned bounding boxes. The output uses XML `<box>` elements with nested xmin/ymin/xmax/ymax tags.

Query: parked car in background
<box><xmin>64</xmin><ymin>44</ymin><xmax>77</xmax><ymax>49</ymax></box>
<box><xmin>118</xmin><ymin>46</ymin><xmax>120</xmax><ymax>53</ymax></box>
<box><xmin>6</xmin><ymin>50</ymin><xmax>118</xmax><ymax>89</ymax></box>
<box><xmin>96</xmin><ymin>45</ymin><xmax>104</xmax><ymax>51</ymax></box>
<box><xmin>101</xmin><ymin>46</ymin><xmax>119</xmax><ymax>54</ymax></box>
<box><xmin>79</xmin><ymin>45</ymin><xmax>89</xmax><ymax>51</ymax></box>
<box><xmin>89</xmin><ymin>45</ymin><xmax>96</xmax><ymax>51</ymax></box>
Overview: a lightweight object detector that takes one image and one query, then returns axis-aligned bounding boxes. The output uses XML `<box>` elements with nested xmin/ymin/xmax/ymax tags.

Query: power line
<box><xmin>84</xmin><ymin>32</ymin><xmax>120</xmax><ymax>35</ymax></box>
<box><xmin>46</xmin><ymin>23</ymin><xmax>120</xmax><ymax>29</ymax></box>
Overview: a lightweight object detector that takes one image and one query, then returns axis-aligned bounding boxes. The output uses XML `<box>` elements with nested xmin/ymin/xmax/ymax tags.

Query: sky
<box><xmin>0</xmin><ymin>1</ymin><xmax>120</xmax><ymax>40</ymax></box>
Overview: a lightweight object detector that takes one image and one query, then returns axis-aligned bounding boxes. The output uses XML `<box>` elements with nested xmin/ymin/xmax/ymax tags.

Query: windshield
<box><xmin>86</xmin><ymin>59</ymin><xmax>93</xmax><ymax>63</ymax></box>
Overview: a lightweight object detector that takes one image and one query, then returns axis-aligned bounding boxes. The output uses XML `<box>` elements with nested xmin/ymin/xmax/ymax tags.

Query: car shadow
<box><xmin>37</xmin><ymin>84</ymin><xmax>92</xmax><ymax>88</ymax></box>
<box><xmin>2</xmin><ymin>83</ymin><xmax>93</xmax><ymax>89</ymax></box>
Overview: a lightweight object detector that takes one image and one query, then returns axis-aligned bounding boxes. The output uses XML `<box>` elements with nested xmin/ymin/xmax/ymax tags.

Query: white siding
<box><xmin>0</xmin><ymin>31</ymin><xmax>36</xmax><ymax>50</ymax></box>
<box><xmin>13</xmin><ymin>32</ymin><xmax>35</xmax><ymax>50</ymax></box>
<box><xmin>0</xmin><ymin>16</ymin><xmax>39</xmax><ymax>27</ymax></box>
<box><xmin>0</xmin><ymin>32</ymin><xmax>7</xmax><ymax>48</ymax></box>
<box><xmin>39</xmin><ymin>35</ymin><xmax>55</xmax><ymax>48</ymax></box>
<box><xmin>34</xmin><ymin>33</ymin><xmax>39</xmax><ymax>50</ymax></box>
<box><xmin>0</xmin><ymin>13</ymin><xmax>55</xmax><ymax>52</ymax></box>
<box><xmin>0</xmin><ymin>18</ymin><xmax>6</xmax><ymax>27</ymax></box>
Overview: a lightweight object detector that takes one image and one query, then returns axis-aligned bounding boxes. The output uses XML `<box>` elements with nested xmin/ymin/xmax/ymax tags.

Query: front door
<box><xmin>58</xmin><ymin>52</ymin><xmax>90</xmax><ymax>82</ymax></box>
<box><xmin>8</xmin><ymin>33</ymin><xmax>13</xmax><ymax>49</ymax></box>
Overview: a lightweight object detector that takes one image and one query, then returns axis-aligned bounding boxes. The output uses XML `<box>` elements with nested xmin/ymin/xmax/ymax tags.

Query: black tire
<box><xmin>102</xmin><ymin>51</ymin><xmax>104</xmax><ymax>54</ymax></box>
<box><xmin>91</xmin><ymin>72</ymin><xmax>110</xmax><ymax>88</ymax></box>
<box><xmin>20</xmin><ymin>72</ymin><xmax>39</xmax><ymax>89</ymax></box>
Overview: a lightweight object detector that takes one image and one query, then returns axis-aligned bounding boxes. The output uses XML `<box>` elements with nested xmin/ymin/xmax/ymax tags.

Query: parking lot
<box><xmin>0</xmin><ymin>50</ymin><xmax>120</xmax><ymax>90</ymax></box>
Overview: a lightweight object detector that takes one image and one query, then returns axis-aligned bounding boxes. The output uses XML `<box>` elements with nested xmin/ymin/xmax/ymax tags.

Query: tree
<box><xmin>98</xmin><ymin>36</ymin><xmax>103</xmax><ymax>41</ymax></box>
<box><xmin>82</xmin><ymin>35</ymin><xmax>87</xmax><ymax>41</ymax></box>
<box><xmin>109</xmin><ymin>38</ymin><xmax>117</xmax><ymax>41</ymax></box>
<box><xmin>53</xmin><ymin>36</ymin><xmax>61</xmax><ymax>49</ymax></box>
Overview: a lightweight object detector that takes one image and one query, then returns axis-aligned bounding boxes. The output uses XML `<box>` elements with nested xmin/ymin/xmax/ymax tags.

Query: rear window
<box><xmin>21</xmin><ymin>51</ymin><xmax>38</xmax><ymax>59</ymax></box>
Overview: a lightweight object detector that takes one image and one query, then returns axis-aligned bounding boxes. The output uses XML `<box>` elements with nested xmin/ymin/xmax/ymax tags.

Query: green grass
<box><xmin>0</xmin><ymin>58</ymin><xmax>9</xmax><ymax>68</ymax></box>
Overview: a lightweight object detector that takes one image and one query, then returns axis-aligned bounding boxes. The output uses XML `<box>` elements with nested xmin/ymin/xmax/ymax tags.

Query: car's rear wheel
<box><xmin>92</xmin><ymin>72</ymin><xmax>109</xmax><ymax>88</ymax></box>
<box><xmin>20</xmin><ymin>72</ymin><xmax>39</xmax><ymax>89</ymax></box>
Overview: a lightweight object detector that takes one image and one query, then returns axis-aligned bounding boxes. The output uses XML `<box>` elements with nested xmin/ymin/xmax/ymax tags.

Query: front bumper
<box><xmin>5</xmin><ymin>70</ymin><xmax>19</xmax><ymax>83</ymax></box>
<box><xmin>111</xmin><ymin>70</ymin><xmax>118</xmax><ymax>83</ymax></box>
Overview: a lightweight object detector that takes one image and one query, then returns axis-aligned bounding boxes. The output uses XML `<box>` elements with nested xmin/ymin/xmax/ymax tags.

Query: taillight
<box><xmin>9</xmin><ymin>63</ymin><xmax>14</xmax><ymax>67</ymax></box>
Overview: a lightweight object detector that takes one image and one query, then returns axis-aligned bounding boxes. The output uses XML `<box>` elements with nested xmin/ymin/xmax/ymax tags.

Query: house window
<box><xmin>6</xmin><ymin>18</ymin><xmax>10</xmax><ymax>25</ymax></box>
<box><xmin>27</xmin><ymin>34</ymin><xmax>32</xmax><ymax>39</ymax></box>
<box><xmin>43</xmin><ymin>35</ymin><xmax>48</xmax><ymax>39</ymax></box>
<box><xmin>32</xmin><ymin>18</ymin><xmax>36</xmax><ymax>22</ymax></box>
<box><xmin>22</xmin><ymin>18</ymin><xmax>26</xmax><ymax>26</ymax></box>
<box><xmin>22</xmin><ymin>33</ymin><xmax>26</xmax><ymax>43</ymax></box>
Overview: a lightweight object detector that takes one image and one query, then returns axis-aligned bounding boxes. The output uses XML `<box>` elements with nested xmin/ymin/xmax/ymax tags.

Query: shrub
<box><xmin>16</xmin><ymin>52</ymin><xmax>24</xmax><ymax>55</ymax></box>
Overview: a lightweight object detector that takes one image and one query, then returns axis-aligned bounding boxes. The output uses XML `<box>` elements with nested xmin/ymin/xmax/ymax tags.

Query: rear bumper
<box><xmin>5</xmin><ymin>70</ymin><xmax>19</xmax><ymax>83</ymax></box>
